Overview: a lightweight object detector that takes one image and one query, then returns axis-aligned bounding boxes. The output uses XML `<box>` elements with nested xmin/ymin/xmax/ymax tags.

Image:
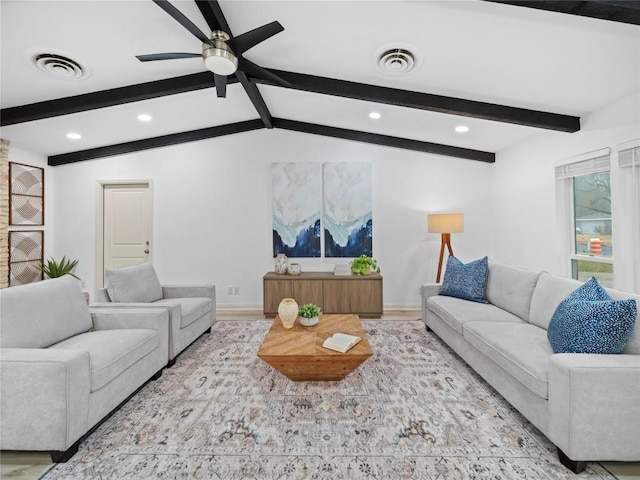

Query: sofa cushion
<box><xmin>105</xmin><ymin>263</ymin><xmax>163</xmax><ymax>303</ymax></box>
<box><xmin>427</xmin><ymin>295</ymin><xmax>525</xmax><ymax>336</ymax></box>
<box><xmin>529</xmin><ymin>273</ymin><xmax>583</xmax><ymax>330</ymax></box>
<box><xmin>464</xmin><ymin>322</ymin><xmax>553</xmax><ymax>399</ymax></box>
<box><xmin>547</xmin><ymin>278</ymin><xmax>637</xmax><ymax>354</ymax></box>
<box><xmin>440</xmin><ymin>256</ymin><xmax>489</xmax><ymax>304</ymax></box>
<box><xmin>154</xmin><ymin>297</ymin><xmax>213</xmax><ymax>328</ymax></box>
<box><xmin>486</xmin><ymin>263</ymin><xmax>541</xmax><ymax>322</ymax></box>
<box><xmin>0</xmin><ymin>276</ymin><xmax>92</xmax><ymax>348</ymax></box>
<box><xmin>50</xmin><ymin>328</ymin><xmax>160</xmax><ymax>392</ymax></box>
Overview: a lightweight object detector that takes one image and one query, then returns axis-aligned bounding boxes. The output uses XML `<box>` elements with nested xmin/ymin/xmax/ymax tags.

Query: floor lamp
<box><xmin>428</xmin><ymin>213</ymin><xmax>464</xmax><ymax>283</ymax></box>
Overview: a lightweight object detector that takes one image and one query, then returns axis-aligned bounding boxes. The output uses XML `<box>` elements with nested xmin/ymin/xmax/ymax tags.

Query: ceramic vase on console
<box><xmin>274</xmin><ymin>253</ymin><xmax>288</xmax><ymax>275</ymax></box>
<box><xmin>287</xmin><ymin>263</ymin><xmax>301</xmax><ymax>276</ymax></box>
<box><xmin>278</xmin><ymin>298</ymin><xmax>298</xmax><ymax>329</ymax></box>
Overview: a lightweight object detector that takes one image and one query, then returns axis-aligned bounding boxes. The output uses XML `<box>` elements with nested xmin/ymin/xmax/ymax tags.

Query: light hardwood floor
<box><xmin>2</xmin><ymin>310</ymin><xmax>638</xmax><ymax>480</ymax></box>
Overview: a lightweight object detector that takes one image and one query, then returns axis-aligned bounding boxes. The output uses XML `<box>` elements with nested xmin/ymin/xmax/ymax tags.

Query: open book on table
<box><xmin>322</xmin><ymin>333</ymin><xmax>361</xmax><ymax>353</ymax></box>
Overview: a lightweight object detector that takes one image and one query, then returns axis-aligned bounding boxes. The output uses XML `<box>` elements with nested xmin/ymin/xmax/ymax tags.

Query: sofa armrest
<box><xmin>420</xmin><ymin>283</ymin><xmax>442</xmax><ymax>325</ymax></box>
<box><xmin>0</xmin><ymin>348</ymin><xmax>90</xmax><ymax>451</ymax></box>
<box><xmin>95</xmin><ymin>288</ymin><xmax>110</xmax><ymax>302</ymax></box>
<box><xmin>89</xmin><ymin>307</ymin><xmax>170</xmax><ymax>331</ymax></box>
<box><xmin>161</xmin><ymin>284</ymin><xmax>215</xmax><ymax>300</ymax></box>
<box><xmin>548</xmin><ymin>353</ymin><xmax>640</xmax><ymax>461</ymax></box>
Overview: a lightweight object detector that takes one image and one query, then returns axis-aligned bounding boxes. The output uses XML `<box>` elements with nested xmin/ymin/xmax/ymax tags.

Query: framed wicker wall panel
<box><xmin>10</xmin><ymin>162</ymin><xmax>44</xmax><ymax>226</ymax></box>
<box><xmin>9</xmin><ymin>230</ymin><xmax>43</xmax><ymax>286</ymax></box>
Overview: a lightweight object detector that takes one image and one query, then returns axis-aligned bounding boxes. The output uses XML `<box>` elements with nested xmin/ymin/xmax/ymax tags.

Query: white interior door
<box><xmin>103</xmin><ymin>183</ymin><xmax>152</xmax><ymax>270</ymax></box>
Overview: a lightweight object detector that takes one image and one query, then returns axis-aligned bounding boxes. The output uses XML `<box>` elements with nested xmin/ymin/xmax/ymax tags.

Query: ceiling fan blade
<box><xmin>232</xmin><ymin>21</ymin><xmax>284</xmax><ymax>55</ymax></box>
<box><xmin>153</xmin><ymin>0</ymin><xmax>211</xmax><ymax>44</ymax></box>
<box><xmin>239</xmin><ymin>58</ymin><xmax>291</xmax><ymax>88</ymax></box>
<box><xmin>204</xmin><ymin>0</ymin><xmax>233</xmax><ymax>35</ymax></box>
<box><xmin>136</xmin><ymin>53</ymin><xmax>201</xmax><ymax>62</ymax></box>
<box><xmin>214</xmin><ymin>73</ymin><xmax>228</xmax><ymax>98</ymax></box>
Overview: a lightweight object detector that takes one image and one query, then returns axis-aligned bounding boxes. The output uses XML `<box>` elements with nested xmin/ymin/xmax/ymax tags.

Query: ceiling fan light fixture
<box><xmin>203</xmin><ymin>31</ymin><xmax>238</xmax><ymax>75</ymax></box>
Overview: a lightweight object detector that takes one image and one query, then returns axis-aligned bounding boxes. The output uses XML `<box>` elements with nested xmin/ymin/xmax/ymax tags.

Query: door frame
<box><xmin>95</xmin><ymin>179</ymin><xmax>153</xmax><ymax>289</ymax></box>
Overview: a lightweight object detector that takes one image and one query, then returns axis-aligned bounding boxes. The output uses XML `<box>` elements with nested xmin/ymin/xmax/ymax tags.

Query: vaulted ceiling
<box><xmin>1</xmin><ymin>0</ymin><xmax>639</xmax><ymax>166</ymax></box>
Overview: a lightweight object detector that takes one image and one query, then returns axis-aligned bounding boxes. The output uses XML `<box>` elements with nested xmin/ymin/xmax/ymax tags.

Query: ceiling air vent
<box><xmin>35</xmin><ymin>54</ymin><xmax>85</xmax><ymax>79</ymax></box>
<box><xmin>377</xmin><ymin>48</ymin><xmax>415</xmax><ymax>76</ymax></box>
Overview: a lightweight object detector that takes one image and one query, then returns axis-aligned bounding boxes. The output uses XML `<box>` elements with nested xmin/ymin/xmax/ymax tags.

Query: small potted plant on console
<box><xmin>350</xmin><ymin>254</ymin><xmax>380</xmax><ymax>275</ymax></box>
<box><xmin>298</xmin><ymin>303</ymin><xmax>322</xmax><ymax>327</ymax></box>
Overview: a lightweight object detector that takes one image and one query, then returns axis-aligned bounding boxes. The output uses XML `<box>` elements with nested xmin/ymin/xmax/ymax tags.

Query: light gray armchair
<box><xmin>93</xmin><ymin>263</ymin><xmax>215</xmax><ymax>365</ymax></box>
<box><xmin>0</xmin><ymin>275</ymin><xmax>169</xmax><ymax>462</ymax></box>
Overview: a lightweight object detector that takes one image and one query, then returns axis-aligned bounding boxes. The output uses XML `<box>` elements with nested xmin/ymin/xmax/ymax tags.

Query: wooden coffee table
<box><xmin>257</xmin><ymin>314</ymin><xmax>373</xmax><ymax>381</ymax></box>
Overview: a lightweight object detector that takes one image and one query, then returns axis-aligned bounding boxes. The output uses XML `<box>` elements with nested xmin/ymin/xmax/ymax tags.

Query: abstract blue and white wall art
<box><xmin>323</xmin><ymin>162</ymin><xmax>373</xmax><ymax>257</ymax></box>
<box><xmin>272</xmin><ymin>162</ymin><xmax>321</xmax><ymax>257</ymax></box>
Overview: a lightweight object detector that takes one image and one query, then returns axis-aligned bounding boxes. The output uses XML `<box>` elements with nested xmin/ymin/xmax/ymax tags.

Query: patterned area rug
<box><xmin>42</xmin><ymin>320</ymin><xmax>615</xmax><ymax>479</ymax></box>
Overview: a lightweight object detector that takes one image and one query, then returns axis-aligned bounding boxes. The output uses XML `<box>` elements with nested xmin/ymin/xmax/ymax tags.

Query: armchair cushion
<box><xmin>0</xmin><ymin>276</ymin><xmax>91</xmax><ymax>349</ymax></box>
<box><xmin>154</xmin><ymin>297</ymin><xmax>213</xmax><ymax>328</ymax></box>
<box><xmin>105</xmin><ymin>263</ymin><xmax>163</xmax><ymax>303</ymax></box>
<box><xmin>51</xmin><ymin>329</ymin><xmax>160</xmax><ymax>392</ymax></box>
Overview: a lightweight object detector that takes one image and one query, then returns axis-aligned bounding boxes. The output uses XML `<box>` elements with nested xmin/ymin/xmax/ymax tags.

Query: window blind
<box><xmin>555</xmin><ymin>154</ymin><xmax>610</xmax><ymax>179</ymax></box>
<box><xmin>619</xmin><ymin>146</ymin><xmax>640</xmax><ymax>168</ymax></box>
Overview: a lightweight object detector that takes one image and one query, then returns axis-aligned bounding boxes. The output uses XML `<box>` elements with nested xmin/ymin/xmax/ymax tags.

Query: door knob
<box><xmin>144</xmin><ymin>249</ymin><xmax>149</xmax><ymax>254</ymax></box>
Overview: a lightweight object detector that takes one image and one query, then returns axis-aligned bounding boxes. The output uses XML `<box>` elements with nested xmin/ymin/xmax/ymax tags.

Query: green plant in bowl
<box><xmin>298</xmin><ymin>303</ymin><xmax>322</xmax><ymax>318</ymax></box>
<box><xmin>38</xmin><ymin>256</ymin><xmax>80</xmax><ymax>279</ymax></box>
<box><xmin>350</xmin><ymin>255</ymin><xmax>380</xmax><ymax>275</ymax></box>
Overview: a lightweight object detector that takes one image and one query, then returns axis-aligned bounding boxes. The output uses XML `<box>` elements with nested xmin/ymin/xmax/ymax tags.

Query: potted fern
<box><xmin>298</xmin><ymin>303</ymin><xmax>322</xmax><ymax>327</ymax></box>
<box><xmin>38</xmin><ymin>256</ymin><xmax>79</xmax><ymax>279</ymax></box>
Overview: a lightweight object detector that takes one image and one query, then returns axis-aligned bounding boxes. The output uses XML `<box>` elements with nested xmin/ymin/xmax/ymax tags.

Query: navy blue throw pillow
<box><xmin>439</xmin><ymin>256</ymin><xmax>489</xmax><ymax>304</ymax></box>
<box><xmin>547</xmin><ymin>277</ymin><xmax>637</xmax><ymax>354</ymax></box>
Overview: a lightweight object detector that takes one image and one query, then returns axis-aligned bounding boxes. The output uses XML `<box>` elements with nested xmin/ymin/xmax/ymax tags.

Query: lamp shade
<box><xmin>428</xmin><ymin>213</ymin><xmax>464</xmax><ymax>233</ymax></box>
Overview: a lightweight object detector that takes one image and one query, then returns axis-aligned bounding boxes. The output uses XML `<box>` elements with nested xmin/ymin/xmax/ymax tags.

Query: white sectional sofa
<box><xmin>93</xmin><ymin>263</ymin><xmax>215</xmax><ymax>365</ymax></box>
<box><xmin>0</xmin><ymin>275</ymin><xmax>169</xmax><ymax>462</ymax></box>
<box><xmin>421</xmin><ymin>261</ymin><xmax>640</xmax><ymax>473</ymax></box>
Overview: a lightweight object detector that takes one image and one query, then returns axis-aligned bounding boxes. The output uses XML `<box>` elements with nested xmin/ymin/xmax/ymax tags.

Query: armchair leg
<box><xmin>151</xmin><ymin>368</ymin><xmax>163</xmax><ymax>380</ymax></box>
<box><xmin>50</xmin><ymin>441</ymin><xmax>80</xmax><ymax>463</ymax></box>
<box><xmin>205</xmin><ymin>327</ymin><xmax>211</xmax><ymax>334</ymax></box>
<box><xmin>558</xmin><ymin>448</ymin><xmax>587</xmax><ymax>473</ymax></box>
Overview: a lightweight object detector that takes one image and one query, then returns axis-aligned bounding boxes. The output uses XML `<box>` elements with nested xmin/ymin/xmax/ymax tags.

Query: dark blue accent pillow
<box><xmin>547</xmin><ymin>277</ymin><xmax>637</xmax><ymax>354</ymax></box>
<box><xmin>439</xmin><ymin>256</ymin><xmax>489</xmax><ymax>304</ymax></box>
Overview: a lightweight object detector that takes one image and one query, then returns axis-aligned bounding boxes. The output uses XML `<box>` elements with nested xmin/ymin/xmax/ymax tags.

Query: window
<box><xmin>616</xmin><ymin>140</ymin><xmax>640</xmax><ymax>292</ymax></box>
<box><xmin>556</xmin><ymin>151</ymin><xmax>614</xmax><ymax>287</ymax></box>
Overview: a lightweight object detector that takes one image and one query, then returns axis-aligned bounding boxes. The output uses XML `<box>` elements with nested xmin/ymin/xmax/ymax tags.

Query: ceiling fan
<box><xmin>137</xmin><ymin>0</ymin><xmax>290</xmax><ymax>98</ymax></box>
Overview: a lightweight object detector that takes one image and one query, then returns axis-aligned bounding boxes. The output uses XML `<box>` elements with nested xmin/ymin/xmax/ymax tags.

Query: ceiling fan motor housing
<box><xmin>203</xmin><ymin>30</ymin><xmax>238</xmax><ymax>75</ymax></box>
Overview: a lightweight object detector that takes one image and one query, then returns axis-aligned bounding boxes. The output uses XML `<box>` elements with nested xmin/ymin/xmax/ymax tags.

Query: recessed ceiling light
<box><xmin>137</xmin><ymin>114</ymin><xmax>152</xmax><ymax>122</ymax></box>
<box><xmin>369</xmin><ymin>112</ymin><xmax>381</xmax><ymax>120</ymax></box>
<box><xmin>455</xmin><ymin>125</ymin><xmax>469</xmax><ymax>133</ymax></box>
<box><xmin>66</xmin><ymin>132</ymin><xmax>82</xmax><ymax>140</ymax></box>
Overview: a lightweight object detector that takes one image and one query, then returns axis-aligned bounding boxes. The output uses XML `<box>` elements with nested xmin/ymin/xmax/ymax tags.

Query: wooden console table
<box><xmin>263</xmin><ymin>271</ymin><xmax>383</xmax><ymax>318</ymax></box>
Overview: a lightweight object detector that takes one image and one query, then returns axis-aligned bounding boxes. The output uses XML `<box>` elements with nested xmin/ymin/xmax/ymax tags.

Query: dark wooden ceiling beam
<box><xmin>1</xmin><ymin>72</ymin><xmax>237</xmax><ymax>126</ymax></box>
<box><xmin>484</xmin><ymin>1</ymin><xmax>640</xmax><ymax>25</ymax></box>
<box><xmin>272</xmin><ymin>118</ymin><xmax>495</xmax><ymax>163</ymax></box>
<box><xmin>255</xmin><ymin>70</ymin><xmax>580</xmax><ymax>132</ymax></box>
<box><xmin>47</xmin><ymin>119</ymin><xmax>264</xmax><ymax>166</ymax></box>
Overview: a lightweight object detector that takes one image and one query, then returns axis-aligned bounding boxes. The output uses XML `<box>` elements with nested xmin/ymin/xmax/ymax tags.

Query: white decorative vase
<box><xmin>274</xmin><ymin>253</ymin><xmax>288</xmax><ymax>275</ymax></box>
<box><xmin>278</xmin><ymin>298</ymin><xmax>298</xmax><ymax>329</ymax></box>
<box><xmin>299</xmin><ymin>315</ymin><xmax>319</xmax><ymax>327</ymax></box>
<box><xmin>287</xmin><ymin>263</ymin><xmax>301</xmax><ymax>276</ymax></box>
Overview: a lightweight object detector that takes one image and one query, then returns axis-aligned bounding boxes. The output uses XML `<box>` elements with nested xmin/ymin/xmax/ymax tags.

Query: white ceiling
<box><xmin>1</xmin><ymin>0</ymin><xmax>639</xmax><ymax>160</ymax></box>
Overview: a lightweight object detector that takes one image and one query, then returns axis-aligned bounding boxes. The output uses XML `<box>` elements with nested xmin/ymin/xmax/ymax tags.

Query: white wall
<box><xmin>12</xmin><ymin>90</ymin><xmax>639</xmax><ymax>306</ymax></box>
<box><xmin>51</xmin><ymin>129</ymin><xmax>493</xmax><ymax>308</ymax></box>
<box><xmin>490</xmin><ymin>91</ymin><xmax>640</xmax><ymax>278</ymax></box>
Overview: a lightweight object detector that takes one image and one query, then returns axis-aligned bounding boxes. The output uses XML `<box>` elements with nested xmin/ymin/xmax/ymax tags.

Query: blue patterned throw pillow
<box><xmin>439</xmin><ymin>256</ymin><xmax>489</xmax><ymax>304</ymax></box>
<box><xmin>547</xmin><ymin>277</ymin><xmax>637</xmax><ymax>354</ymax></box>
